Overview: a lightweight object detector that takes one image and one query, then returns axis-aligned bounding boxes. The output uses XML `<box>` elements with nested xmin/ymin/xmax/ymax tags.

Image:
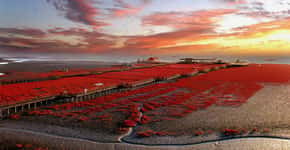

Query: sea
<box><xmin>0</xmin><ymin>56</ymin><xmax>289</xmax><ymax>76</ymax></box>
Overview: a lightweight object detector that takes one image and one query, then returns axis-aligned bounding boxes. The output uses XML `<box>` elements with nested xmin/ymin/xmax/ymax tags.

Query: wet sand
<box><xmin>1</xmin><ymin>127</ymin><xmax>290</xmax><ymax>150</ymax></box>
<box><xmin>125</xmin><ymin>83</ymin><xmax>290</xmax><ymax>144</ymax></box>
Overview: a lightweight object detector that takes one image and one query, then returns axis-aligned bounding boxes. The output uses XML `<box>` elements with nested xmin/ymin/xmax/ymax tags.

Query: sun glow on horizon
<box><xmin>159</xmin><ymin>28</ymin><xmax>290</xmax><ymax>55</ymax></box>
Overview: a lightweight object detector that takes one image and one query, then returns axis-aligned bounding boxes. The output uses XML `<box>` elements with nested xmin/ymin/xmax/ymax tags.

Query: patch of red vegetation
<box><xmin>1</xmin><ymin>63</ymin><xmax>225</xmax><ymax>107</ymax></box>
<box><xmin>136</xmin><ymin>130</ymin><xmax>155</xmax><ymax>137</ymax></box>
<box><xmin>193</xmin><ymin>64</ymin><xmax>290</xmax><ymax>83</ymax></box>
<box><xmin>143</xmin><ymin>103</ymin><xmax>155</xmax><ymax>110</ymax></box>
<box><xmin>140</xmin><ymin>107</ymin><xmax>147</xmax><ymax>112</ymax></box>
<box><xmin>252</xmin><ymin>127</ymin><xmax>258</xmax><ymax>133</ymax></box>
<box><xmin>139</xmin><ymin>115</ymin><xmax>150</xmax><ymax>124</ymax></box>
<box><xmin>78</xmin><ymin>116</ymin><xmax>89</xmax><ymax>122</ymax></box>
<box><xmin>123</xmin><ymin>119</ymin><xmax>136</xmax><ymax>127</ymax></box>
<box><xmin>15</xmin><ymin>143</ymin><xmax>23</xmax><ymax>148</ymax></box>
<box><xmin>136</xmin><ymin>130</ymin><xmax>170</xmax><ymax>137</ymax></box>
<box><xmin>223</xmin><ymin>128</ymin><xmax>241</xmax><ymax>136</ymax></box>
<box><xmin>9</xmin><ymin>114</ymin><xmax>20</xmax><ymax>120</ymax></box>
<box><xmin>0</xmin><ymin>66</ymin><xmax>130</xmax><ymax>83</ymax></box>
<box><xmin>194</xmin><ymin>130</ymin><xmax>203</xmax><ymax>136</ymax></box>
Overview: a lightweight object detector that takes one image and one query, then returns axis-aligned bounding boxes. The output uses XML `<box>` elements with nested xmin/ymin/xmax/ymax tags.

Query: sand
<box><xmin>126</xmin><ymin>83</ymin><xmax>290</xmax><ymax>144</ymax></box>
<box><xmin>1</xmin><ymin>127</ymin><xmax>290</xmax><ymax>150</ymax></box>
<box><xmin>0</xmin><ymin>120</ymin><xmax>120</xmax><ymax>143</ymax></box>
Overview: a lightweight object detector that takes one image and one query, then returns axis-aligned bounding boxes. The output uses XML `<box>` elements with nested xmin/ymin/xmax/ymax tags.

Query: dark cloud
<box><xmin>46</xmin><ymin>0</ymin><xmax>109</xmax><ymax>27</ymax></box>
<box><xmin>0</xmin><ymin>28</ymin><xmax>46</xmax><ymax>37</ymax></box>
<box><xmin>0</xmin><ymin>27</ymin><xmax>118</xmax><ymax>54</ymax></box>
<box><xmin>47</xmin><ymin>27</ymin><xmax>103</xmax><ymax>37</ymax></box>
<box><xmin>0</xmin><ymin>36</ymin><xmax>70</xmax><ymax>49</ymax></box>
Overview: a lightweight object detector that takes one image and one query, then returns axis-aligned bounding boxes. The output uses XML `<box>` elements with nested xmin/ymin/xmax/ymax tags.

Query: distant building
<box><xmin>137</xmin><ymin>57</ymin><xmax>160</xmax><ymax>64</ymax></box>
<box><xmin>147</xmin><ymin>57</ymin><xmax>159</xmax><ymax>62</ymax></box>
<box><xmin>179</xmin><ymin>58</ymin><xmax>217</xmax><ymax>64</ymax></box>
<box><xmin>63</xmin><ymin>68</ymin><xmax>69</xmax><ymax>72</ymax></box>
<box><xmin>179</xmin><ymin>58</ymin><xmax>195</xmax><ymax>64</ymax></box>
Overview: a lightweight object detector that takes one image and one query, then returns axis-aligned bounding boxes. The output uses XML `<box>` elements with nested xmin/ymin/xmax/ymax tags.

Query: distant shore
<box><xmin>0</xmin><ymin>59</ymin><xmax>122</xmax><ymax>73</ymax></box>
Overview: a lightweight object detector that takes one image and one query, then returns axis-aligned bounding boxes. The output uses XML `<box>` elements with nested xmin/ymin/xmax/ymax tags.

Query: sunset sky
<box><xmin>1</xmin><ymin>0</ymin><xmax>290</xmax><ymax>59</ymax></box>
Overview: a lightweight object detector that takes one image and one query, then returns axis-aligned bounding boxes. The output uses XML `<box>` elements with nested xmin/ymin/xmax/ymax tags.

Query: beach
<box><xmin>1</xmin><ymin>62</ymin><xmax>290</xmax><ymax>149</ymax></box>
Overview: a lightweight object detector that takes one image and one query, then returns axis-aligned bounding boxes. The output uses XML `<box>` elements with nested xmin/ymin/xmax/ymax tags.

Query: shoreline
<box><xmin>1</xmin><ymin>127</ymin><xmax>290</xmax><ymax>150</ymax></box>
<box><xmin>2</xmin><ymin>118</ymin><xmax>290</xmax><ymax>146</ymax></box>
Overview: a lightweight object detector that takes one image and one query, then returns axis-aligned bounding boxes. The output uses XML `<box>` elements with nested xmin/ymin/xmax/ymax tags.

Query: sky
<box><xmin>1</xmin><ymin>0</ymin><xmax>290</xmax><ymax>59</ymax></box>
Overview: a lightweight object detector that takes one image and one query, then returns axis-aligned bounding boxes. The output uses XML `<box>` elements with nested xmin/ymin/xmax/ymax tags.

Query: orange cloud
<box><xmin>0</xmin><ymin>28</ymin><xmax>46</xmax><ymax>37</ymax></box>
<box><xmin>165</xmin><ymin>18</ymin><xmax>290</xmax><ymax>56</ymax></box>
<box><xmin>121</xmin><ymin>15</ymin><xmax>290</xmax><ymax>56</ymax></box>
<box><xmin>122</xmin><ymin>9</ymin><xmax>237</xmax><ymax>52</ymax></box>
<box><xmin>3</xmin><ymin>14</ymin><xmax>290</xmax><ymax>57</ymax></box>
<box><xmin>223</xmin><ymin>0</ymin><xmax>246</xmax><ymax>5</ymax></box>
<box><xmin>109</xmin><ymin>0</ymin><xmax>151</xmax><ymax>18</ymax></box>
<box><xmin>142</xmin><ymin>9</ymin><xmax>237</xmax><ymax>30</ymax></box>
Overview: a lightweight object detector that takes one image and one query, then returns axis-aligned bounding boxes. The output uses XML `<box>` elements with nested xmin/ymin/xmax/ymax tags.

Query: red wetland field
<box><xmin>1</xmin><ymin>63</ymin><xmax>290</xmax><ymax>148</ymax></box>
